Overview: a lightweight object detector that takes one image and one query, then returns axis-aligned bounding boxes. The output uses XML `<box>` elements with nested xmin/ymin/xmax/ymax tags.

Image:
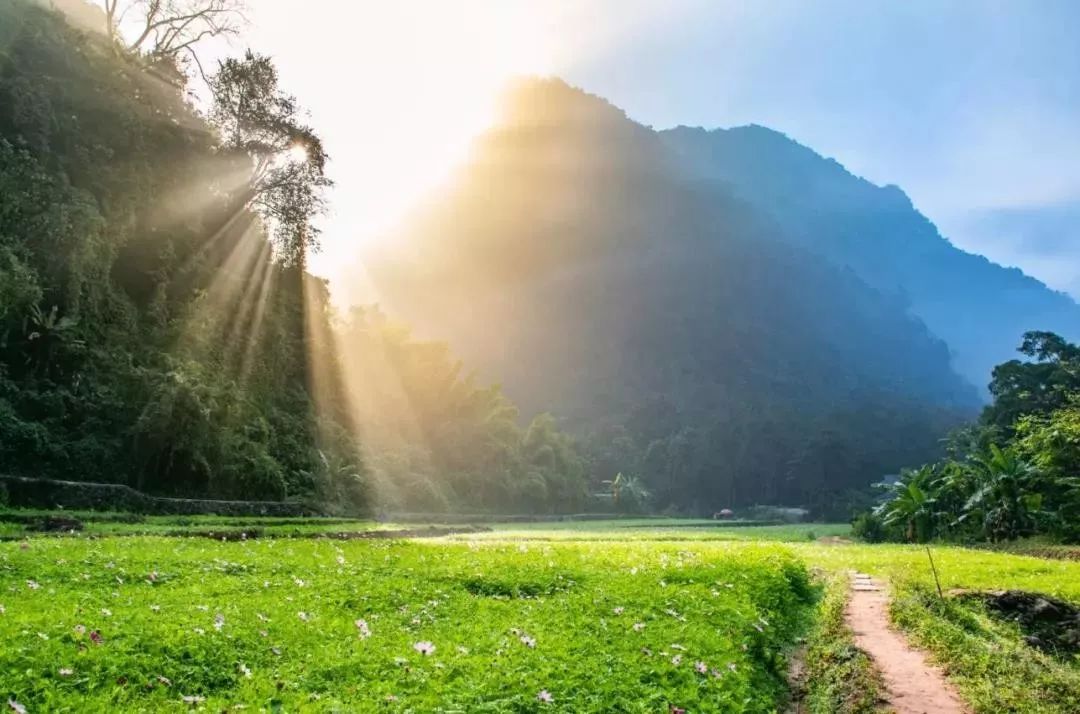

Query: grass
<box><xmin>798</xmin><ymin>575</ymin><xmax>885</xmax><ymax>714</ymax></box>
<box><xmin>792</xmin><ymin>542</ymin><xmax>1080</xmax><ymax>714</ymax></box>
<box><xmin>3</xmin><ymin>517</ymin><xmax>1080</xmax><ymax>712</ymax></box>
<box><xmin>1</xmin><ymin>535</ymin><xmax>816</xmax><ymax>712</ymax></box>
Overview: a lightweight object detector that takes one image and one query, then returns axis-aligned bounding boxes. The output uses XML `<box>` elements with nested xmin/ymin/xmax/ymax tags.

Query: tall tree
<box><xmin>208</xmin><ymin>51</ymin><xmax>330</xmax><ymax>263</ymax></box>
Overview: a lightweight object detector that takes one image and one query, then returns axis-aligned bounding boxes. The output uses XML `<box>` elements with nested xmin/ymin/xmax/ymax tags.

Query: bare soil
<box><xmin>845</xmin><ymin>573</ymin><xmax>968</xmax><ymax>714</ymax></box>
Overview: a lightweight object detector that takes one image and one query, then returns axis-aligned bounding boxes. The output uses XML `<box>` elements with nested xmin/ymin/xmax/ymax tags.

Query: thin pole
<box><xmin>925</xmin><ymin>546</ymin><xmax>944</xmax><ymax>601</ymax></box>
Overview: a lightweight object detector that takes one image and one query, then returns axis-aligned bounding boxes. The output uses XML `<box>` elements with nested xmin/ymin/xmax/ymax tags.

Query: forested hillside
<box><xmin>661</xmin><ymin>125</ymin><xmax>1080</xmax><ymax>391</ymax></box>
<box><xmin>0</xmin><ymin>0</ymin><xmax>587</xmax><ymax>513</ymax></box>
<box><xmin>368</xmin><ymin>79</ymin><xmax>980</xmax><ymax>516</ymax></box>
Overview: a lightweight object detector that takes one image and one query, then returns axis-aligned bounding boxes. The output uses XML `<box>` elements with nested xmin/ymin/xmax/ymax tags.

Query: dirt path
<box><xmin>846</xmin><ymin>573</ymin><xmax>968</xmax><ymax>714</ymax></box>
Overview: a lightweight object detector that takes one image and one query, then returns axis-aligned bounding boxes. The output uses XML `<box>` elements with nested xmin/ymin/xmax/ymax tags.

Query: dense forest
<box><xmin>0</xmin><ymin>0</ymin><xmax>586</xmax><ymax>513</ymax></box>
<box><xmin>868</xmin><ymin>331</ymin><xmax>1080</xmax><ymax>543</ymax></box>
<box><xmin>368</xmin><ymin>79</ymin><xmax>980</xmax><ymax>517</ymax></box>
<box><xmin>3</xmin><ymin>2</ymin><xmax>1072</xmax><ymax>520</ymax></box>
<box><xmin>662</xmin><ymin>125</ymin><xmax>1080</xmax><ymax>390</ymax></box>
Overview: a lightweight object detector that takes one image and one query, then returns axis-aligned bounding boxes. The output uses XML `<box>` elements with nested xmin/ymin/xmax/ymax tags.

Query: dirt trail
<box><xmin>845</xmin><ymin>573</ymin><xmax>968</xmax><ymax>714</ymax></box>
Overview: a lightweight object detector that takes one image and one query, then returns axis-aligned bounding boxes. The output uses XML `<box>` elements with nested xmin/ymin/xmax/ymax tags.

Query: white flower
<box><xmin>214</xmin><ymin>613</ymin><xmax>225</xmax><ymax>631</ymax></box>
<box><xmin>297</xmin><ymin>611</ymin><xmax>310</xmax><ymax>622</ymax></box>
<box><xmin>238</xmin><ymin>663</ymin><xmax>252</xmax><ymax>678</ymax></box>
<box><xmin>8</xmin><ymin>699</ymin><xmax>27</xmax><ymax>714</ymax></box>
<box><xmin>257</xmin><ymin>613</ymin><xmax>269</xmax><ymax>622</ymax></box>
<box><xmin>181</xmin><ymin>695</ymin><xmax>205</xmax><ymax>704</ymax></box>
<box><xmin>537</xmin><ymin>690</ymin><xmax>553</xmax><ymax>703</ymax></box>
<box><xmin>520</xmin><ymin>635</ymin><xmax>536</xmax><ymax>648</ymax></box>
<box><xmin>59</xmin><ymin>667</ymin><xmax>74</xmax><ymax>676</ymax></box>
<box><xmin>632</xmin><ymin>622</ymin><xmax>646</xmax><ymax>632</ymax></box>
<box><xmin>355</xmin><ymin>618</ymin><xmax>371</xmax><ymax>639</ymax></box>
<box><xmin>293</xmin><ymin>577</ymin><xmax>306</xmax><ymax>587</ymax></box>
<box><xmin>612</xmin><ymin>606</ymin><xmax>624</xmax><ymax>615</ymax></box>
<box><xmin>695</xmin><ymin>661</ymin><xmax>708</xmax><ymax>674</ymax></box>
<box><xmin>38</xmin><ymin>632</ymin><xmax>49</xmax><ymax>640</ymax></box>
<box><xmin>150</xmin><ymin>604</ymin><xmax>161</xmax><ymax>612</ymax></box>
<box><xmin>26</xmin><ymin>580</ymin><xmax>40</xmax><ymax>590</ymax></box>
<box><xmin>336</xmin><ymin>555</ymin><xmax>346</xmax><ymax>566</ymax></box>
<box><xmin>413</xmin><ymin>640</ymin><xmax>435</xmax><ymax>656</ymax></box>
<box><xmin>0</xmin><ymin>604</ymin><xmax>5</xmax><ymax>614</ymax></box>
<box><xmin>671</xmin><ymin>654</ymin><xmax>683</xmax><ymax>666</ymax></box>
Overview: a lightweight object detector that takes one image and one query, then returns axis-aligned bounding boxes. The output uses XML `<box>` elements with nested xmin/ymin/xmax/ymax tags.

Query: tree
<box><xmin>984</xmin><ymin>331</ymin><xmax>1080</xmax><ymax>429</ymax></box>
<box><xmin>208</xmin><ymin>51</ymin><xmax>330</xmax><ymax>263</ymax></box>
<box><xmin>101</xmin><ymin>0</ymin><xmax>247</xmax><ymax>60</ymax></box>
<box><xmin>961</xmin><ymin>444</ymin><xmax>1041</xmax><ymax>542</ymax></box>
<box><xmin>875</xmin><ymin>465</ymin><xmax>938</xmax><ymax>542</ymax></box>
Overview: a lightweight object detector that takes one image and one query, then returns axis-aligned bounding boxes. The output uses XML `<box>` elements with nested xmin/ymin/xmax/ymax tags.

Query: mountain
<box><xmin>660</xmin><ymin>124</ymin><xmax>1080</xmax><ymax>392</ymax></box>
<box><xmin>367</xmin><ymin>78</ymin><xmax>979</xmax><ymax>514</ymax></box>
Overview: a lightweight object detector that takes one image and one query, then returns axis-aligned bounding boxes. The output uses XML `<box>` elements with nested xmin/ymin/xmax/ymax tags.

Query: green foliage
<box><xmin>0</xmin><ymin>536</ymin><xmax>815</xmax><ymax>712</ymax></box>
<box><xmin>850</xmin><ymin>511</ymin><xmax>892</xmax><ymax>544</ymax></box>
<box><xmin>0</xmin><ymin>0</ymin><xmax>354</xmax><ymax>507</ymax></box>
<box><xmin>869</xmin><ymin>332</ymin><xmax>1080</xmax><ymax>543</ymax></box>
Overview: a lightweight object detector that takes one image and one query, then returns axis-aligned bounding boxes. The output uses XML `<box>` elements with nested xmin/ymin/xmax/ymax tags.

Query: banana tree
<box><xmin>875</xmin><ymin>465</ymin><xmax>938</xmax><ymax>542</ymax></box>
<box><xmin>961</xmin><ymin>444</ymin><xmax>1040</xmax><ymax>542</ymax></box>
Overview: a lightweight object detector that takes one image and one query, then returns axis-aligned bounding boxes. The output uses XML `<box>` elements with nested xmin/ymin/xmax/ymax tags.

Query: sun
<box><xmin>286</xmin><ymin>143</ymin><xmax>309</xmax><ymax>165</ymax></box>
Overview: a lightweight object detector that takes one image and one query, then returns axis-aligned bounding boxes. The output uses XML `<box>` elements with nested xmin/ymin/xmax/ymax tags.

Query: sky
<box><xmin>231</xmin><ymin>0</ymin><xmax>1080</xmax><ymax>301</ymax></box>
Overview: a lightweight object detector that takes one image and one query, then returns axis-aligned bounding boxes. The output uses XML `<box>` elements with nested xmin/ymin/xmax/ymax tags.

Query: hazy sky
<box><xmin>234</xmin><ymin>0</ymin><xmax>1080</xmax><ymax>301</ymax></box>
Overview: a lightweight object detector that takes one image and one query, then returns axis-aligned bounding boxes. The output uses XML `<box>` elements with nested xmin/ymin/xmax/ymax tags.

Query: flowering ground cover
<box><xmin>0</xmin><ymin>536</ymin><xmax>815</xmax><ymax>712</ymax></box>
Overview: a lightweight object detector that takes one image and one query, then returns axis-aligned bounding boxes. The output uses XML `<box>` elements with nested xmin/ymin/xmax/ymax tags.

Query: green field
<box><xmin>2</xmin><ymin>519</ymin><xmax>1079</xmax><ymax>712</ymax></box>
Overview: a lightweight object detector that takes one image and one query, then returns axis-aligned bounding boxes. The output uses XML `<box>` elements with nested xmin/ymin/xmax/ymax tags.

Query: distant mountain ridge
<box><xmin>367</xmin><ymin>78</ymin><xmax>978</xmax><ymax>512</ymax></box>
<box><xmin>661</xmin><ymin>124</ymin><xmax>1080</xmax><ymax>391</ymax></box>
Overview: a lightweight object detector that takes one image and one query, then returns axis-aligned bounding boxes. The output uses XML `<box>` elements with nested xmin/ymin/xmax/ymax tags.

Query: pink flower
<box><xmin>537</xmin><ymin>690</ymin><xmax>553</xmax><ymax>703</ymax></box>
<box><xmin>89</xmin><ymin>630</ymin><xmax>103</xmax><ymax>645</ymax></box>
<box><xmin>413</xmin><ymin>641</ymin><xmax>435</xmax><ymax>656</ymax></box>
<box><xmin>695</xmin><ymin>661</ymin><xmax>707</xmax><ymax>674</ymax></box>
<box><xmin>8</xmin><ymin>699</ymin><xmax>27</xmax><ymax>714</ymax></box>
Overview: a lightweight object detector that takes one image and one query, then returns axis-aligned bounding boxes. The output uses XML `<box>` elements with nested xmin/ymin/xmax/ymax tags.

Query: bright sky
<box><xmin>235</xmin><ymin>0</ymin><xmax>1080</xmax><ymax>301</ymax></box>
